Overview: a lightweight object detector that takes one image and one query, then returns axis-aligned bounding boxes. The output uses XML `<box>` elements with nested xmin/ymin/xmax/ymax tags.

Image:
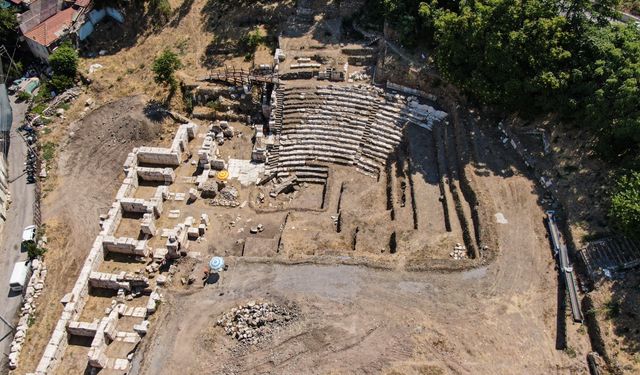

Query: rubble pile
<box><xmin>450</xmin><ymin>243</ymin><xmax>467</xmax><ymax>260</ymax></box>
<box><xmin>42</xmin><ymin>88</ymin><xmax>82</xmax><ymax>116</ymax></box>
<box><xmin>200</xmin><ymin>180</ymin><xmax>219</xmax><ymax>198</ymax></box>
<box><xmin>348</xmin><ymin>71</ymin><xmax>370</xmax><ymax>82</ymax></box>
<box><xmin>210</xmin><ymin>186</ymin><xmax>239</xmax><ymax>207</ymax></box>
<box><xmin>216</xmin><ymin>301</ymin><xmax>297</xmax><ymax>344</ymax></box>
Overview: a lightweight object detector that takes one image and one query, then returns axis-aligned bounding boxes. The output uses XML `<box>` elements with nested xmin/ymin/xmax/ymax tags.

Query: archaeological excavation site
<box><xmin>29</xmin><ymin>43</ymin><xmax>496</xmax><ymax>375</ymax></box>
<box><xmin>11</xmin><ymin>1</ymin><xmax>596</xmax><ymax>375</ymax></box>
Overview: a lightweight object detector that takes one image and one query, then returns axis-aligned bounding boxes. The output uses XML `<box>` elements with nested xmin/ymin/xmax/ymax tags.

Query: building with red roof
<box><xmin>20</xmin><ymin>0</ymin><xmax>92</xmax><ymax>61</ymax></box>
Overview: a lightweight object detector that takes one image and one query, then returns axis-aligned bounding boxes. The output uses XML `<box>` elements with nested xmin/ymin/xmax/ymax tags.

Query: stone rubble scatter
<box><xmin>216</xmin><ymin>301</ymin><xmax>297</xmax><ymax>345</ymax></box>
<box><xmin>209</xmin><ymin>186</ymin><xmax>239</xmax><ymax>207</ymax></box>
<box><xmin>8</xmin><ymin>260</ymin><xmax>47</xmax><ymax>370</ymax></box>
<box><xmin>450</xmin><ymin>243</ymin><xmax>467</xmax><ymax>260</ymax></box>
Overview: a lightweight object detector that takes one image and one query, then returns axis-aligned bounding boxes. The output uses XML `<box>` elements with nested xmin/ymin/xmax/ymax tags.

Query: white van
<box><xmin>9</xmin><ymin>261</ymin><xmax>31</xmax><ymax>293</ymax></box>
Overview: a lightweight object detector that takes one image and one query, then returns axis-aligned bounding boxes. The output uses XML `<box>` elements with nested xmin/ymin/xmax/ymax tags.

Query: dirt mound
<box><xmin>69</xmin><ymin>95</ymin><xmax>163</xmax><ymax>147</ymax></box>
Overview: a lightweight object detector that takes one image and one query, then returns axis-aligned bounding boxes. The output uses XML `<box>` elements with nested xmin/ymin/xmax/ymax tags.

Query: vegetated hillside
<box><xmin>74</xmin><ymin>0</ymin><xmax>290</xmax><ymax>109</ymax></box>
<box><xmin>363</xmin><ymin>0</ymin><xmax>640</xmax><ymax>240</ymax></box>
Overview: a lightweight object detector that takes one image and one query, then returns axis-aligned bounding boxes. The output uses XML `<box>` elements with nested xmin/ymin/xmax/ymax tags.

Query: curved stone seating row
<box><xmin>282</xmin><ymin>122</ymin><xmax>366</xmax><ymax>140</ymax></box>
<box><xmin>284</xmin><ymin>132</ymin><xmax>362</xmax><ymax>146</ymax></box>
<box><xmin>268</xmin><ymin>85</ymin><xmax>444</xmax><ymax>180</ymax></box>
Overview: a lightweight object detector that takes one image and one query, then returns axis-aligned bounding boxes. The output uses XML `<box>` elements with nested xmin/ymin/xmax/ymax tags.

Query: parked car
<box><xmin>21</xmin><ymin>225</ymin><xmax>36</xmax><ymax>250</ymax></box>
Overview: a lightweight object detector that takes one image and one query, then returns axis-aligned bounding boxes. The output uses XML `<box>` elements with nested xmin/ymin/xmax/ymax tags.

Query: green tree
<box><xmin>0</xmin><ymin>8</ymin><xmax>18</xmax><ymax>47</ymax></box>
<box><xmin>239</xmin><ymin>28</ymin><xmax>264</xmax><ymax>53</ymax></box>
<box><xmin>152</xmin><ymin>49</ymin><xmax>182</xmax><ymax>87</ymax></box>
<box><xmin>610</xmin><ymin>171</ymin><xmax>640</xmax><ymax>238</ymax></box>
<box><xmin>429</xmin><ymin>0</ymin><xmax>573</xmax><ymax>115</ymax></box>
<box><xmin>48</xmin><ymin>42</ymin><xmax>78</xmax><ymax>92</ymax></box>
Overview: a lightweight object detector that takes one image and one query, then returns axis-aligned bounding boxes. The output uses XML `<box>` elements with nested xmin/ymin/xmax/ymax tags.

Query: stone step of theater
<box><xmin>266</xmin><ymin>85</ymin><xmax>432</xmax><ymax>179</ymax></box>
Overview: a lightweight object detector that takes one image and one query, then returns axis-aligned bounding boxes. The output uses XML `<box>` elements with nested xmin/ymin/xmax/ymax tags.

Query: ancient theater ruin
<box><xmin>29</xmin><ymin>22</ymin><xmax>493</xmax><ymax>375</ymax></box>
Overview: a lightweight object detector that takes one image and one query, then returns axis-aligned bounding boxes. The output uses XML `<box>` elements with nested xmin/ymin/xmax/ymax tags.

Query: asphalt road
<box><xmin>0</xmin><ymin>96</ymin><xmax>34</xmax><ymax>364</ymax></box>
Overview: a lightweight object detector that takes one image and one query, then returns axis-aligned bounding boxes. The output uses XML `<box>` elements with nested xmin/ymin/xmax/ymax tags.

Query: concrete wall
<box><xmin>0</xmin><ymin>153</ymin><xmax>8</xmax><ymax>223</ymax></box>
<box><xmin>25</xmin><ymin>38</ymin><xmax>50</xmax><ymax>62</ymax></box>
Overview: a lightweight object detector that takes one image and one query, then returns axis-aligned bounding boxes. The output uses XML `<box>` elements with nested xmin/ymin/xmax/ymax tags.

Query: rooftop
<box><xmin>24</xmin><ymin>7</ymin><xmax>76</xmax><ymax>47</ymax></box>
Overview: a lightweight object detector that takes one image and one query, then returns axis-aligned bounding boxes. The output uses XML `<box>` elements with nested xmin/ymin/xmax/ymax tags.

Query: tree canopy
<box><xmin>0</xmin><ymin>8</ymin><xmax>18</xmax><ymax>47</ymax></box>
<box><xmin>610</xmin><ymin>171</ymin><xmax>640</xmax><ymax>239</ymax></box>
<box><xmin>152</xmin><ymin>49</ymin><xmax>182</xmax><ymax>87</ymax></box>
<box><xmin>48</xmin><ymin>42</ymin><xmax>79</xmax><ymax>92</ymax></box>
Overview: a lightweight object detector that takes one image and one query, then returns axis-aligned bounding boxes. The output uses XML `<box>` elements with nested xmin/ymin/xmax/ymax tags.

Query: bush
<box><xmin>41</xmin><ymin>142</ymin><xmax>56</xmax><ymax>161</ymax></box>
<box><xmin>239</xmin><ymin>28</ymin><xmax>264</xmax><ymax>53</ymax></box>
<box><xmin>152</xmin><ymin>49</ymin><xmax>182</xmax><ymax>87</ymax></box>
<box><xmin>150</xmin><ymin>0</ymin><xmax>171</xmax><ymax>20</ymax></box>
<box><xmin>610</xmin><ymin>171</ymin><xmax>640</xmax><ymax>238</ymax></box>
<box><xmin>603</xmin><ymin>299</ymin><xmax>621</xmax><ymax>319</ymax></box>
<box><xmin>16</xmin><ymin>91</ymin><xmax>31</xmax><ymax>102</ymax></box>
<box><xmin>23</xmin><ymin>241</ymin><xmax>47</xmax><ymax>259</ymax></box>
<box><xmin>49</xmin><ymin>74</ymin><xmax>75</xmax><ymax>92</ymax></box>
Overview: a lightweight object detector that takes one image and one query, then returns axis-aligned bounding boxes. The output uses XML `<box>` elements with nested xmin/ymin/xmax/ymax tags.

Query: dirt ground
<box><xmin>134</xmin><ymin>158</ymin><xmax>587</xmax><ymax>374</ymax></box>
<box><xmin>588</xmin><ymin>273</ymin><xmax>640</xmax><ymax>374</ymax></box>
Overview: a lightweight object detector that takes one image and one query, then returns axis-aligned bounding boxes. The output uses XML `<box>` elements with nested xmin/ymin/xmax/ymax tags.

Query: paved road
<box><xmin>0</xmin><ymin>96</ymin><xmax>34</xmax><ymax>364</ymax></box>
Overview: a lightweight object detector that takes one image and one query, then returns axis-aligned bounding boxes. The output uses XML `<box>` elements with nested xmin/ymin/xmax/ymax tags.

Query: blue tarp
<box><xmin>78</xmin><ymin>21</ymin><xmax>94</xmax><ymax>41</ymax></box>
<box><xmin>79</xmin><ymin>7</ymin><xmax>124</xmax><ymax>41</ymax></box>
<box><xmin>106</xmin><ymin>7</ymin><xmax>125</xmax><ymax>23</ymax></box>
<box><xmin>88</xmin><ymin>8</ymin><xmax>106</xmax><ymax>24</ymax></box>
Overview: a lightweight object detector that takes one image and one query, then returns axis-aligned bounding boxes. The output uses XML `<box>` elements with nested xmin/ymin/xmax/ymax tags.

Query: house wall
<box><xmin>25</xmin><ymin>38</ymin><xmax>50</xmax><ymax>62</ymax></box>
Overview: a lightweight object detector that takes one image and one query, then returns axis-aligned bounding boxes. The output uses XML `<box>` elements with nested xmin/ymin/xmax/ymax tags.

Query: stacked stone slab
<box><xmin>137</xmin><ymin>167</ymin><xmax>175</xmax><ymax>184</ymax></box>
<box><xmin>29</xmin><ymin>122</ymin><xmax>197</xmax><ymax>375</ymax></box>
<box><xmin>102</xmin><ymin>236</ymin><xmax>150</xmax><ymax>257</ymax></box>
<box><xmin>88</xmin><ymin>271</ymin><xmax>149</xmax><ymax>291</ymax></box>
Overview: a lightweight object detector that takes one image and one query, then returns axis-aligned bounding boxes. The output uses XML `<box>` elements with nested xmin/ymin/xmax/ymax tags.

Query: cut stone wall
<box><xmin>102</xmin><ymin>236</ymin><xmax>149</xmax><ymax>257</ymax></box>
<box><xmin>137</xmin><ymin>167</ymin><xmax>175</xmax><ymax>184</ymax></box>
<box><xmin>135</xmin><ymin>147</ymin><xmax>180</xmax><ymax>166</ymax></box>
<box><xmin>66</xmin><ymin>321</ymin><xmax>99</xmax><ymax>337</ymax></box>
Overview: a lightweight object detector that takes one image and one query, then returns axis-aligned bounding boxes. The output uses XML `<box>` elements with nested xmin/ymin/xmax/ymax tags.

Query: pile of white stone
<box><xmin>8</xmin><ymin>259</ymin><xmax>47</xmax><ymax>370</ymax></box>
<box><xmin>348</xmin><ymin>71</ymin><xmax>370</xmax><ymax>82</ymax></box>
<box><xmin>209</xmin><ymin>186</ymin><xmax>239</xmax><ymax>207</ymax></box>
<box><xmin>216</xmin><ymin>301</ymin><xmax>296</xmax><ymax>345</ymax></box>
<box><xmin>450</xmin><ymin>243</ymin><xmax>467</xmax><ymax>260</ymax></box>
